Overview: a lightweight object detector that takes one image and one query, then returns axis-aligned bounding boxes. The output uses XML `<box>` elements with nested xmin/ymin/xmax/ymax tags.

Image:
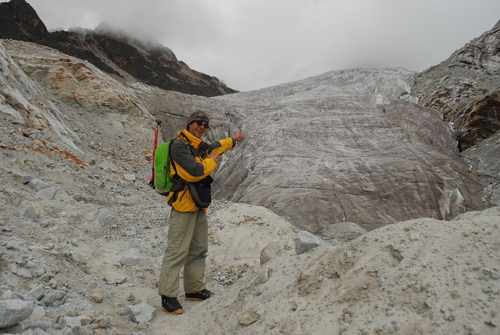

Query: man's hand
<box><xmin>232</xmin><ymin>129</ymin><xmax>246</xmax><ymax>142</ymax></box>
<box><xmin>208</xmin><ymin>152</ymin><xmax>220</xmax><ymax>163</ymax></box>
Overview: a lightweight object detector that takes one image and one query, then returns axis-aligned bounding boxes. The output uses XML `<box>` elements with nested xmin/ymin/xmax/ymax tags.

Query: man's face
<box><xmin>188</xmin><ymin>121</ymin><xmax>209</xmax><ymax>138</ymax></box>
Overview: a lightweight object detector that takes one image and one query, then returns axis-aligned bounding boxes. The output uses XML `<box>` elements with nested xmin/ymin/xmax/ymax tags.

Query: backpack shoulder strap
<box><xmin>169</xmin><ymin>138</ymin><xmax>180</xmax><ymax>175</ymax></box>
<box><xmin>177</xmin><ymin>132</ymin><xmax>201</xmax><ymax>158</ymax></box>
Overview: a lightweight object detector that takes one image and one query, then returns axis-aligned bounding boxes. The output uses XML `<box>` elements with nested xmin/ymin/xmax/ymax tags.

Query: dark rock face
<box><xmin>45</xmin><ymin>31</ymin><xmax>122</xmax><ymax>77</ymax></box>
<box><xmin>456</xmin><ymin>94</ymin><xmax>500</xmax><ymax>151</ymax></box>
<box><xmin>412</xmin><ymin>21</ymin><xmax>500</xmax><ymax>151</ymax></box>
<box><xmin>0</xmin><ymin>0</ymin><xmax>237</xmax><ymax>97</ymax></box>
<box><xmin>0</xmin><ymin>0</ymin><xmax>49</xmax><ymax>41</ymax></box>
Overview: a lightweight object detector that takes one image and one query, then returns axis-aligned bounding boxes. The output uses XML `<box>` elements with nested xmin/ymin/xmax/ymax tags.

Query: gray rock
<box><xmin>20</xmin><ymin>174</ymin><xmax>32</xmax><ymax>184</ymax></box>
<box><xmin>39</xmin><ymin>219</ymin><xmax>51</xmax><ymax>228</ymax></box>
<box><xmin>40</xmin><ymin>290</ymin><xmax>67</xmax><ymax>307</ymax></box>
<box><xmin>295</xmin><ymin>231</ymin><xmax>327</xmax><ymax>255</ymax></box>
<box><xmin>120</xmin><ymin>255</ymin><xmax>144</xmax><ymax>267</ymax></box>
<box><xmin>104</xmin><ymin>274</ymin><xmax>127</xmax><ymax>285</ymax></box>
<box><xmin>35</xmin><ymin>187</ymin><xmax>58</xmax><ymax>200</ymax></box>
<box><xmin>320</xmin><ymin>222</ymin><xmax>367</xmax><ymax>241</ymax></box>
<box><xmin>25</xmin><ymin>320</ymin><xmax>52</xmax><ymax>332</ymax></box>
<box><xmin>32</xmin><ymin>268</ymin><xmax>46</xmax><ymax>279</ymax></box>
<box><xmin>28</xmin><ymin>304</ymin><xmax>46</xmax><ymax>320</ymax></box>
<box><xmin>120</xmin><ymin>305</ymin><xmax>132</xmax><ymax>316</ymax></box>
<box><xmin>0</xmin><ymin>322</ymin><xmax>25</xmax><ymax>334</ymax></box>
<box><xmin>60</xmin><ymin>315</ymin><xmax>92</xmax><ymax>329</ymax></box>
<box><xmin>72</xmin><ymin>194</ymin><xmax>86</xmax><ymax>202</ymax></box>
<box><xmin>28</xmin><ymin>179</ymin><xmax>49</xmax><ymax>191</ymax></box>
<box><xmin>0</xmin><ymin>285</ymin><xmax>14</xmax><ymax>300</ymax></box>
<box><xmin>0</xmin><ymin>299</ymin><xmax>34</xmax><ymax>328</ymax></box>
<box><xmin>238</xmin><ymin>308</ymin><xmax>261</xmax><ymax>326</ymax></box>
<box><xmin>0</xmin><ymin>272</ymin><xmax>19</xmax><ymax>289</ymax></box>
<box><xmin>95</xmin><ymin>316</ymin><xmax>112</xmax><ymax>329</ymax></box>
<box><xmin>68</xmin><ymin>249</ymin><xmax>89</xmax><ymax>265</ymax></box>
<box><xmin>23</xmin><ymin>207</ymin><xmax>40</xmax><ymax>222</ymax></box>
<box><xmin>127</xmin><ymin>301</ymin><xmax>156</xmax><ymax>323</ymax></box>
<box><xmin>57</xmin><ymin>303</ymin><xmax>80</xmax><ymax>313</ymax></box>
<box><xmin>8</xmin><ymin>263</ymin><xmax>18</xmax><ymax>274</ymax></box>
<box><xmin>24</xmin><ymin>285</ymin><xmax>45</xmax><ymax>301</ymax></box>
<box><xmin>16</xmin><ymin>268</ymin><xmax>33</xmax><ymax>279</ymax></box>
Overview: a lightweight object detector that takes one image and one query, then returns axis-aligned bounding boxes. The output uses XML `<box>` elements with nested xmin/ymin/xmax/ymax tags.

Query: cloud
<box><xmin>28</xmin><ymin>0</ymin><xmax>500</xmax><ymax>91</ymax></box>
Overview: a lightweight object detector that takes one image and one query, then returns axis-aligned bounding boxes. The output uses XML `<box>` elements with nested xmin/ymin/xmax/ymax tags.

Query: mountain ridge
<box><xmin>0</xmin><ymin>0</ymin><xmax>237</xmax><ymax>97</ymax></box>
<box><xmin>412</xmin><ymin>20</ymin><xmax>500</xmax><ymax>151</ymax></box>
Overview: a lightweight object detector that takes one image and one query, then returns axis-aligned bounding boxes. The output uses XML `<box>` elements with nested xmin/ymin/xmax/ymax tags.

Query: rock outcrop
<box><xmin>410</xmin><ymin>20</ymin><xmax>500</xmax><ymax>211</ymax></box>
<box><xmin>411</xmin><ymin>20</ymin><xmax>500</xmax><ymax>151</ymax></box>
<box><xmin>462</xmin><ymin>130</ymin><xmax>500</xmax><ymax>207</ymax></box>
<box><xmin>0</xmin><ymin>0</ymin><xmax>237</xmax><ymax>97</ymax></box>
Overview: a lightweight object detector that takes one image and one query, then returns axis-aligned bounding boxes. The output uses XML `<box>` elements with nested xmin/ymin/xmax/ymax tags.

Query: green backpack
<box><xmin>153</xmin><ymin>140</ymin><xmax>175</xmax><ymax>196</ymax></box>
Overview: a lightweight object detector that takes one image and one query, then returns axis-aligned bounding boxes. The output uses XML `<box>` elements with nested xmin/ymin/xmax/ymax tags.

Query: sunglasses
<box><xmin>195</xmin><ymin>121</ymin><xmax>209</xmax><ymax>129</ymax></box>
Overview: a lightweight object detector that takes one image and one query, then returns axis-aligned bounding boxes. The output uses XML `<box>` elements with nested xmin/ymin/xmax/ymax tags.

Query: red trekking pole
<box><xmin>148</xmin><ymin>120</ymin><xmax>162</xmax><ymax>188</ymax></box>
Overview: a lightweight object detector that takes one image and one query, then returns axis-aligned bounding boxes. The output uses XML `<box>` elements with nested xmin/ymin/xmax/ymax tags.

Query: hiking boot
<box><xmin>161</xmin><ymin>296</ymin><xmax>183</xmax><ymax>314</ymax></box>
<box><xmin>185</xmin><ymin>289</ymin><xmax>212</xmax><ymax>301</ymax></box>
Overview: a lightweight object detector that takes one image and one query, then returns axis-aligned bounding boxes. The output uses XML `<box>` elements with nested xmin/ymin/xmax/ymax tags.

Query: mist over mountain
<box><xmin>0</xmin><ymin>0</ymin><xmax>499</xmax><ymax>334</ymax></box>
<box><xmin>0</xmin><ymin>0</ymin><xmax>237</xmax><ymax>97</ymax></box>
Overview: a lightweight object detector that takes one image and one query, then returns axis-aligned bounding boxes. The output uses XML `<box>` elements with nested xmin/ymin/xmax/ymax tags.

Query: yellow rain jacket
<box><xmin>166</xmin><ymin>130</ymin><xmax>236</xmax><ymax>212</ymax></box>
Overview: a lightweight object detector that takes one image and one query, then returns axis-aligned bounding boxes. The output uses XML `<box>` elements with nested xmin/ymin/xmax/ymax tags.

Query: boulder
<box><xmin>295</xmin><ymin>231</ymin><xmax>327</xmax><ymax>254</ymax></box>
<box><xmin>320</xmin><ymin>222</ymin><xmax>367</xmax><ymax>241</ymax></box>
<box><xmin>0</xmin><ymin>299</ymin><xmax>34</xmax><ymax>328</ymax></box>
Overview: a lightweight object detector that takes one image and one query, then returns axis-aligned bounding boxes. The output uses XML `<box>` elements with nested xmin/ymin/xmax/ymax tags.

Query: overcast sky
<box><xmin>27</xmin><ymin>0</ymin><xmax>500</xmax><ymax>92</ymax></box>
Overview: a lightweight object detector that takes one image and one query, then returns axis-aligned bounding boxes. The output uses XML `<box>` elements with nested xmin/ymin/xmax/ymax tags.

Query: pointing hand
<box><xmin>208</xmin><ymin>152</ymin><xmax>220</xmax><ymax>163</ymax></box>
<box><xmin>232</xmin><ymin>129</ymin><xmax>246</xmax><ymax>142</ymax></box>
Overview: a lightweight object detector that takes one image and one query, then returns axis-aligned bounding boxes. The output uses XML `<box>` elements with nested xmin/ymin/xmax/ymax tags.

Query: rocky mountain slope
<box><xmin>412</xmin><ymin>20</ymin><xmax>500</xmax><ymax>151</ymax></box>
<box><xmin>0</xmin><ymin>0</ymin><xmax>237</xmax><ymax>97</ymax></box>
<box><xmin>0</xmin><ymin>5</ymin><xmax>499</xmax><ymax>335</ymax></box>
<box><xmin>411</xmin><ymin>19</ymin><xmax>500</xmax><ymax>214</ymax></box>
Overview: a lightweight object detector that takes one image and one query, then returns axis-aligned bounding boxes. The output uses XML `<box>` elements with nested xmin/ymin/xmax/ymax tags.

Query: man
<box><xmin>158</xmin><ymin>110</ymin><xmax>245</xmax><ymax>314</ymax></box>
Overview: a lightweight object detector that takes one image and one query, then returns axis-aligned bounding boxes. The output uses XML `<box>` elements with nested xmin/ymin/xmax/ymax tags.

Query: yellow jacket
<box><xmin>166</xmin><ymin>130</ymin><xmax>236</xmax><ymax>212</ymax></box>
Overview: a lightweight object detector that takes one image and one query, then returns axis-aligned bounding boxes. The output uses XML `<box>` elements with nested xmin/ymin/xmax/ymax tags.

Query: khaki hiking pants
<box><xmin>158</xmin><ymin>209</ymin><xmax>208</xmax><ymax>298</ymax></box>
